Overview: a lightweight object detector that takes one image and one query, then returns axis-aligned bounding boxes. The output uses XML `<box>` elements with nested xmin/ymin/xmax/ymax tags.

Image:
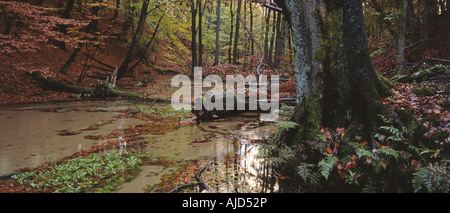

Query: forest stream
<box><xmin>0</xmin><ymin>100</ymin><xmax>279</xmax><ymax>193</ymax></box>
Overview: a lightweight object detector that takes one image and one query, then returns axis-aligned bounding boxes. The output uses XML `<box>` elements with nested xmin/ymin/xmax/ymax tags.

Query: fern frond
<box><xmin>318</xmin><ymin>154</ymin><xmax>337</xmax><ymax>180</ymax></box>
<box><xmin>297</xmin><ymin>163</ymin><xmax>320</xmax><ymax>187</ymax></box>
<box><xmin>379</xmin><ymin>147</ymin><xmax>399</xmax><ymax>160</ymax></box>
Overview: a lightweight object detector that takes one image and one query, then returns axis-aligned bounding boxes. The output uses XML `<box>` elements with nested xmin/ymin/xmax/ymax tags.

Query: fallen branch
<box><xmin>168</xmin><ymin>166</ymin><xmax>210</xmax><ymax>193</ymax></box>
<box><xmin>30</xmin><ymin>71</ymin><xmax>93</xmax><ymax>94</ymax></box>
<box><xmin>30</xmin><ymin>71</ymin><xmax>145</xmax><ymax>100</ymax></box>
<box><xmin>81</xmin><ymin>52</ymin><xmax>117</xmax><ymax>70</ymax></box>
<box><xmin>426</xmin><ymin>57</ymin><xmax>450</xmax><ymax>63</ymax></box>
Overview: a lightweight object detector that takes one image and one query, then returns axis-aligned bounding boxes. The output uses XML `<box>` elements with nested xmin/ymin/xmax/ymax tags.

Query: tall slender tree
<box><xmin>263</xmin><ymin>8</ymin><xmax>271</xmax><ymax>63</ymax></box>
<box><xmin>214</xmin><ymin>0</ymin><xmax>221</xmax><ymax>66</ymax></box>
<box><xmin>198</xmin><ymin>0</ymin><xmax>203</xmax><ymax>67</ymax></box>
<box><xmin>397</xmin><ymin>0</ymin><xmax>408</xmax><ymax>74</ymax></box>
<box><xmin>233</xmin><ymin>0</ymin><xmax>242</xmax><ymax>64</ymax></box>
<box><xmin>228</xmin><ymin>0</ymin><xmax>234</xmax><ymax>63</ymax></box>
<box><xmin>191</xmin><ymin>0</ymin><xmax>198</xmax><ymax>73</ymax></box>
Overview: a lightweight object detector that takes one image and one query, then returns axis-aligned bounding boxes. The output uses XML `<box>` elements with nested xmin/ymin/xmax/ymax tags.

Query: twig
<box><xmin>426</xmin><ymin>57</ymin><xmax>450</xmax><ymax>63</ymax></box>
<box><xmin>145</xmin><ymin>98</ymin><xmax>157</xmax><ymax>111</ymax></box>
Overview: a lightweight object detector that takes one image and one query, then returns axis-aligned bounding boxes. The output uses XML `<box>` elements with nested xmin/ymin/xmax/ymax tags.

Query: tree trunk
<box><xmin>62</xmin><ymin>0</ymin><xmax>75</xmax><ymax>19</ymax></box>
<box><xmin>198</xmin><ymin>0</ymin><xmax>203</xmax><ymax>67</ymax></box>
<box><xmin>113</xmin><ymin>0</ymin><xmax>120</xmax><ymax>21</ymax></box>
<box><xmin>233</xmin><ymin>0</ymin><xmax>242</xmax><ymax>64</ymax></box>
<box><xmin>268</xmin><ymin>11</ymin><xmax>276</xmax><ymax>68</ymax></box>
<box><xmin>276</xmin><ymin>0</ymin><xmax>392</xmax><ymax>147</ymax></box>
<box><xmin>228</xmin><ymin>0</ymin><xmax>234</xmax><ymax>64</ymax></box>
<box><xmin>279</xmin><ymin>19</ymin><xmax>288</xmax><ymax>67</ymax></box>
<box><xmin>396</xmin><ymin>0</ymin><xmax>407</xmax><ymax>74</ymax></box>
<box><xmin>342</xmin><ymin>0</ymin><xmax>393</xmax><ymax>148</ymax></box>
<box><xmin>250</xmin><ymin>1</ymin><xmax>254</xmax><ymax>55</ymax></box>
<box><xmin>214</xmin><ymin>0</ymin><xmax>221</xmax><ymax>66</ymax></box>
<box><xmin>274</xmin><ymin>11</ymin><xmax>282</xmax><ymax>68</ymax></box>
<box><xmin>117</xmin><ymin>0</ymin><xmax>150</xmax><ymax>79</ymax></box>
<box><xmin>59</xmin><ymin>17</ymin><xmax>95</xmax><ymax>74</ymax></box>
<box><xmin>91</xmin><ymin>0</ymin><xmax>103</xmax><ymax>33</ymax></box>
<box><xmin>264</xmin><ymin>8</ymin><xmax>271</xmax><ymax>63</ymax></box>
<box><xmin>191</xmin><ymin>0</ymin><xmax>198</xmax><ymax>73</ymax></box>
<box><xmin>121</xmin><ymin>0</ymin><xmax>134</xmax><ymax>41</ymax></box>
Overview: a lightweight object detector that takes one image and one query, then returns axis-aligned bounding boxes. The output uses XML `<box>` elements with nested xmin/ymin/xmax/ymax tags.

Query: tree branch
<box><xmin>262</xmin><ymin>3</ymin><xmax>282</xmax><ymax>12</ymax></box>
<box><xmin>168</xmin><ymin>166</ymin><xmax>210</xmax><ymax>193</ymax></box>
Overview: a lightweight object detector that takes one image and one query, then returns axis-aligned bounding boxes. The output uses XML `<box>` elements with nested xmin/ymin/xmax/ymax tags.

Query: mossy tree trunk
<box><xmin>276</xmin><ymin>0</ymin><xmax>393</xmax><ymax>149</ymax></box>
<box><xmin>275</xmin><ymin>0</ymin><xmax>322</xmax><ymax>144</ymax></box>
<box><xmin>341</xmin><ymin>0</ymin><xmax>392</xmax><ymax>149</ymax></box>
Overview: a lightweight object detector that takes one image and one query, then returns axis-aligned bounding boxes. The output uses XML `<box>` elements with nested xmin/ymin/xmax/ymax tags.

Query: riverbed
<box><xmin>0</xmin><ymin>100</ymin><xmax>278</xmax><ymax>192</ymax></box>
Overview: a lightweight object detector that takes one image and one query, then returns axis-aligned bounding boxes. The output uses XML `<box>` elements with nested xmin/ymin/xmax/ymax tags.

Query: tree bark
<box><xmin>117</xmin><ymin>0</ymin><xmax>150</xmax><ymax>79</ymax></box>
<box><xmin>264</xmin><ymin>8</ymin><xmax>271</xmax><ymax>63</ymax></box>
<box><xmin>113</xmin><ymin>0</ymin><xmax>120</xmax><ymax>21</ymax></box>
<box><xmin>250</xmin><ymin>1</ymin><xmax>254</xmax><ymax>55</ymax></box>
<box><xmin>62</xmin><ymin>0</ymin><xmax>75</xmax><ymax>19</ymax></box>
<box><xmin>268</xmin><ymin>11</ymin><xmax>276</xmax><ymax>68</ymax></box>
<box><xmin>341</xmin><ymin>0</ymin><xmax>392</xmax><ymax>148</ymax></box>
<box><xmin>275</xmin><ymin>0</ymin><xmax>392</xmax><ymax>147</ymax></box>
<box><xmin>91</xmin><ymin>0</ymin><xmax>103</xmax><ymax>33</ymax></box>
<box><xmin>274</xmin><ymin>11</ymin><xmax>282</xmax><ymax>68</ymax></box>
<box><xmin>191</xmin><ymin>0</ymin><xmax>198</xmax><ymax>73</ymax></box>
<box><xmin>198</xmin><ymin>0</ymin><xmax>203</xmax><ymax>67</ymax></box>
<box><xmin>214</xmin><ymin>0</ymin><xmax>221</xmax><ymax>66</ymax></box>
<box><xmin>228</xmin><ymin>0</ymin><xmax>234</xmax><ymax>64</ymax></box>
<box><xmin>233</xmin><ymin>0</ymin><xmax>242</xmax><ymax>64</ymax></box>
<box><xmin>396</xmin><ymin>0</ymin><xmax>407</xmax><ymax>74</ymax></box>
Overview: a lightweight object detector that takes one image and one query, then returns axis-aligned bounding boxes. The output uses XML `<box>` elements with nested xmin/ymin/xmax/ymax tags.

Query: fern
<box><xmin>297</xmin><ymin>163</ymin><xmax>320</xmax><ymax>187</ymax></box>
<box><xmin>378</xmin><ymin>114</ymin><xmax>394</xmax><ymax>124</ymax></box>
<box><xmin>378</xmin><ymin>147</ymin><xmax>399</xmax><ymax>160</ymax></box>
<box><xmin>379</xmin><ymin>125</ymin><xmax>406</xmax><ymax>142</ymax></box>
<box><xmin>274</xmin><ymin>121</ymin><xmax>299</xmax><ymax>132</ymax></box>
<box><xmin>350</xmin><ymin>142</ymin><xmax>375</xmax><ymax>159</ymax></box>
<box><xmin>318</xmin><ymin>154</ymin><xmax>337</xmax><ymax>180</ymax></box>
<box><xmin>355</xmin><ymin>147</ymin><xmax>375</xmax><ymax>159</ymax></box>
<box><xmin>412</xmin><ymin>162</ymin><xmax>450</xmax><ymax>193</ymax></box>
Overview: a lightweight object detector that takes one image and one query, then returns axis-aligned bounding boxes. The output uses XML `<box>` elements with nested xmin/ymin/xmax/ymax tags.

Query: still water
<box><xmin>0</xmin><ymin>100</ymin><xmax>278</xmax><ymax>192</ymax></box>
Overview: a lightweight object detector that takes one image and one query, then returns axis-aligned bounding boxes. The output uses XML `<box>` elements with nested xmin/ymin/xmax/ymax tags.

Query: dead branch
<box><xmin>168</xmin><ymin>166</ymin><xmax>210</xmax><ymax>193</ymax></box>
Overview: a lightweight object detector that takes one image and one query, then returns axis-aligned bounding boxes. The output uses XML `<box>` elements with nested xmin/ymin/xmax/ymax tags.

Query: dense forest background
<box><xmin>0</xmin><ymin>0</ymin><xmax>449</xmax><ymax>193</ymax></box>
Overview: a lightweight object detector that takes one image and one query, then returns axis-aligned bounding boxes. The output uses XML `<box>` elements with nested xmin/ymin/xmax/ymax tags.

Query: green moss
<box><xmin>303</xmin><ymin>94</ymin><xmax>323</xmax><ymax>140</ymax></box>
<box><xmin>412</xmin><ymin>87</ymin><xmax>436</xmax><ymax>96</ymax></box>
<box><xmin>292</xmin><ymin>94</ymin><xmax>323</xmax><ymax>142</ymax></box>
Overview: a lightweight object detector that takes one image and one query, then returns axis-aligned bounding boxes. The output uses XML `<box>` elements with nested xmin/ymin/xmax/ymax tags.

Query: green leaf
<box><xmin>318</xmin><ymin>154</ymin><xmax>337</xmax><ymax>180</ymax></box>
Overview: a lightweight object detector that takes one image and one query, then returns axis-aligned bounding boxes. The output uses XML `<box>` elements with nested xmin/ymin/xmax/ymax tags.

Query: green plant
<box><xmin>12</xmin><ymin>152</ymin><xmax>152</xmax><ymax>193</ymax></box>
<box><xmin>318</xmin><ymin>154</ymin><xmax>337</xmax><ymax>180</ymax></box>
<box><xmin>296</xmin><ymin>163</ymin><xmax>320</xmax><ymax>187</ymax></box>
<box><xmin>412</xmin><ymin>161</ymin><xmax>450</xmax><ymax>193</ymax></box>
<box><xmin>274</xmin><ymin>121</ymin><xmax>298</xmax><ymax>132</ymax></box>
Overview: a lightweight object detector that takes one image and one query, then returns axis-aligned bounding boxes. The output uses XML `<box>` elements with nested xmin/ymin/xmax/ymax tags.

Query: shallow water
<box><xmin>0</xmin><ymin>100</ymin><xmax>278</xmax><ymax>192</ymax></box>
<box><xmin>0</xmin><ymin>100</ymin><xmax>145</xmax><ymax>175</ymax></box>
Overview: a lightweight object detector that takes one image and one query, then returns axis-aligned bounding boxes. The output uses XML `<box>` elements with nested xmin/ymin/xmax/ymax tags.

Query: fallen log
<box><xmin>30</xmin><ymin>71</ymin><xmax>93</xmax><ymax>94</ymax></box>
<box><xmin>30</xmin><ymin>71</ymin><xmax>145</xmax><ymax>100</ymax></box>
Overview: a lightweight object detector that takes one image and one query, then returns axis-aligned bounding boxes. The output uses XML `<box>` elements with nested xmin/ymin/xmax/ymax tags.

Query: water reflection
<box><xmin>0</xmin><ymin>100</ymin><xmax>279</xmax><ymax>193</ymax></box>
